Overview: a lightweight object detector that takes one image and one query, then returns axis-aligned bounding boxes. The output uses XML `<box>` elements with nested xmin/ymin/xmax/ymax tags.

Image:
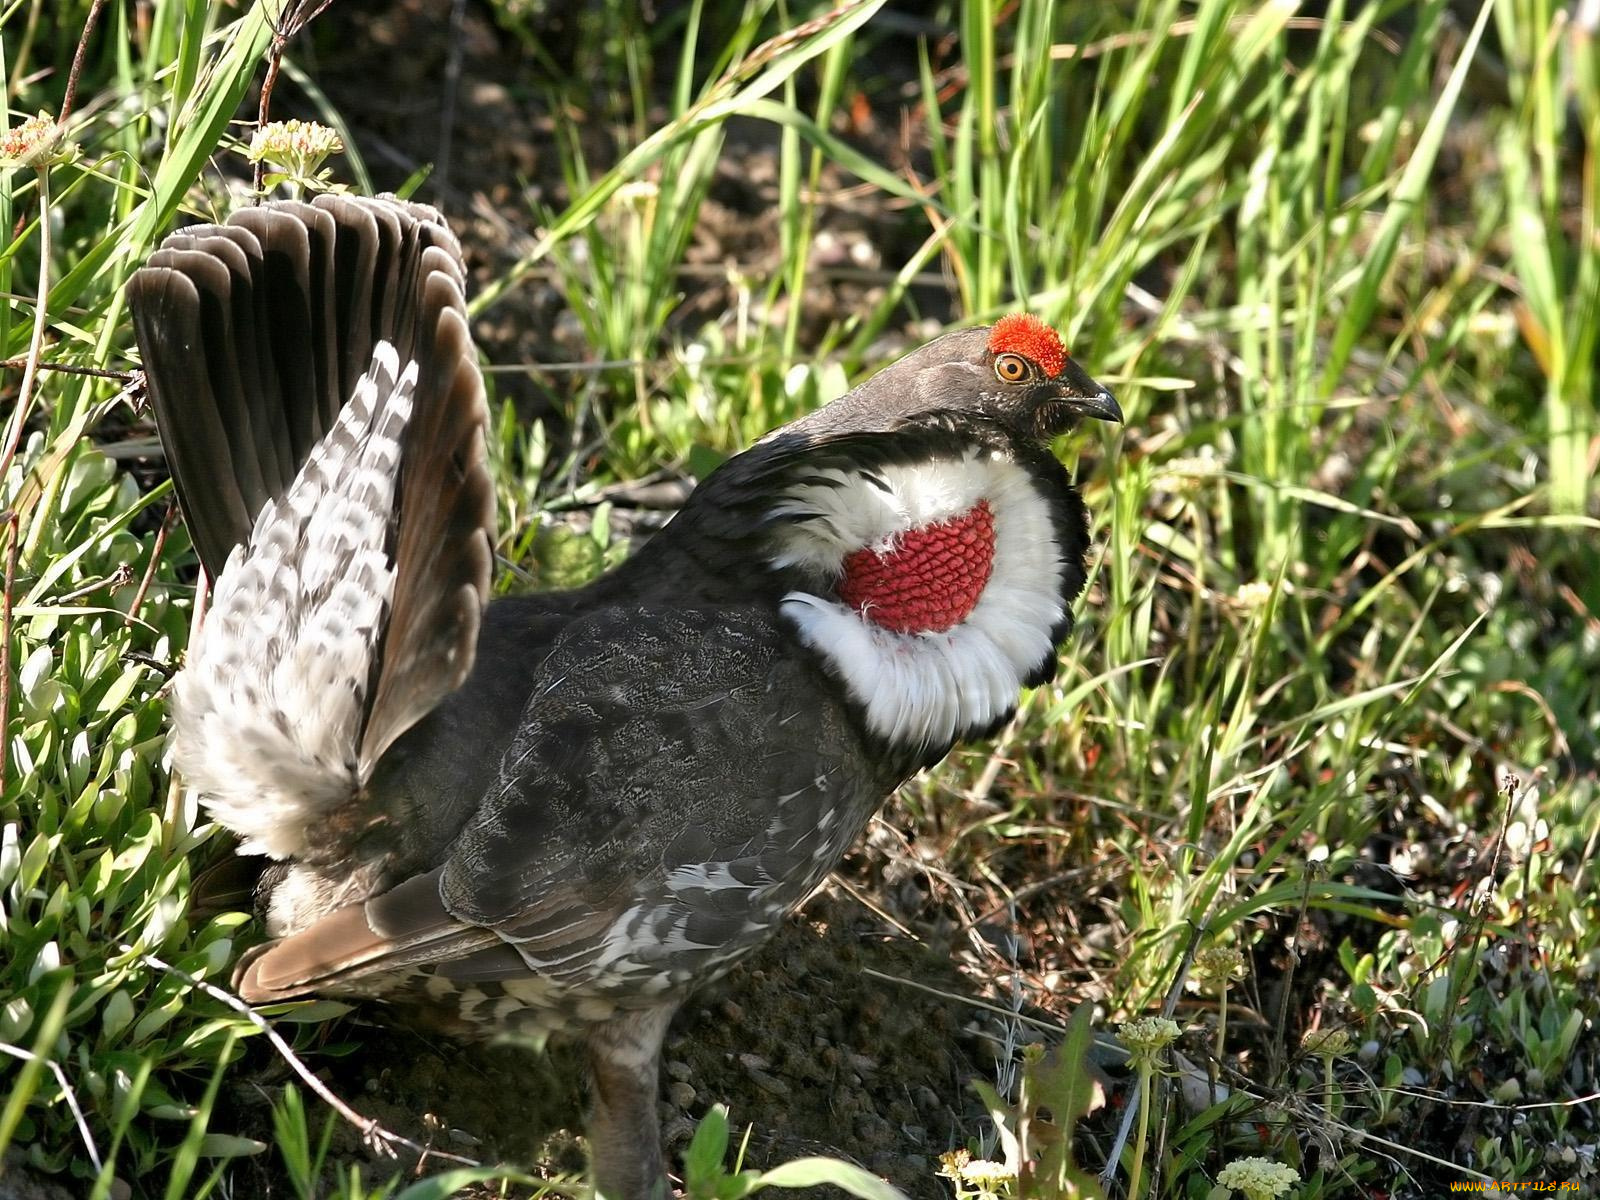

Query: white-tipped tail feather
<box><xmin>174</xmin><ymin>342</ymin><xmax>416</xmax><ymax>859</ymax></box>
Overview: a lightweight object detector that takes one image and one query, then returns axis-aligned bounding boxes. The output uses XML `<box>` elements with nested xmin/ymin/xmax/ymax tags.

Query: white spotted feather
<box><xmin>172</xmin><ymin>342</ymin><xmax>416</xmax><ymax>859</ymax></box>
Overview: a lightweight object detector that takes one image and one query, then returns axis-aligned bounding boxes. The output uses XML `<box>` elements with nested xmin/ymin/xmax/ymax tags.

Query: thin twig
<box><xmin>827</xmin><ymin>873</ymin><xmax>918</xmax><ymax>940</ymax></box>
<box><xmin>0</xmin><ymin>168</ymin><xmax>55</xmax><ymax>495</ymax></box>
<box><xmin>253</xmin><ymin>68</ymin><xmax>282</xmax><ymax>195</ymax></box>
<box><xmin>436</xmin><ymin>0</ymin><xmax>467</xmax><ymax>196</ymax></box>
<box><xmin>1379</xmin><ymin>1084</ymin><xmax>1600</xmax><ymax>1112</ymax></box>
<box><xmin>1098</xmin><ymin>921</ymin><xmax>1205</xmax><ymax>1191</ymax></box>
<box><xmin>1267</xmin><ymin>870</ymin><xmax>1315</xmax><ymax>1084</ymax></box>
<box><xmin>58</xmin><ymin>0</ymin><xmax>109</xmax><ymax>124</ymax></box>
<box><xmin>5</xmin><ymin>0</ymin><xmax>44</xmax><ymax>105</ymax></box>
<box><xmin>859</xmin><ymin>966</ymin><xmax>1069</xmax><ymax>1036</ymax></box>
<box><xmin>252</xmin><ymin>0</ymin><xmax>337</xmax><ymax>194</ymax></box>
<box><xmin>1351</xmin><ymin>1127</ymin><xmax>1495</xmax><ymax>1183</ymax></box>
<box><xmin>0</xmin><ymin>357</ymin><xmax>137</xmax><ymax>382</ymax></box>
<box><xmin>122</xmin><ymin>651</ymin><xmax>176</xmax><ymax>681</ymax></box>
<box><xmin>957</xmin><ymin>867</ymin><xmax>1096</xmax><ymax>934</ymax></box>
<box><xmin>161</xmin><ymin>567</ymin><xmax>209</xmax><ymax>839</ymax></box>
<box><xmin>128</xmin><ymin>502</ymin><xmax>175</xmax><ymax>618</ymax></box>
<box><xmin>964</xmin><ymin>704</ymin><xmax>1026</xmax><ymax>808</ymax></box>
<box><xmin>43</xmin><ymin>563</ymin><xmax>132</xmax><ymax>606</ymax></box>
<box><xmin>0</xmin><ymin>1041</ymin><xmax>103</xmax><ymax>1172</ymax></box>
<box><xmin>120</xmin><ymin>945</ymin><xmax>483</xmax><ymax>1170</ymax></box>
<box><xmin>1212</xmin><ymin>1058</ymin><xmax>1498</xmax><ymax>1185</ymax></box>
<box><xmin>0</xmin><ymin>512</ymin><xmax>18</xmax><ymax>796</ymax></box>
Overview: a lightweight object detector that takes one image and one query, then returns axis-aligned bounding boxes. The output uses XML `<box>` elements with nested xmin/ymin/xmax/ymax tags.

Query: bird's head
<box><xmin>767</xmin><ymin>315</ymin><xmax>1121</xmax><ymax>447</ymax></box>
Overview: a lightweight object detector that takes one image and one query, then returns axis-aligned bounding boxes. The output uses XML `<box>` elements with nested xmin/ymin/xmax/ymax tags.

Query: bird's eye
<box><xmin>994</xmin><ymin>353</ymin><xmax>1030</xmax><ymax>383</ymax></box>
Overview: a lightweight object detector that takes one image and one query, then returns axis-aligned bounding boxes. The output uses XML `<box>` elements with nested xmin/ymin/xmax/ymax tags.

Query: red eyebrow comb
<box><xmin>987</xmin><ymin>314</ymin><xmax>1068</xmax><ymax>379</ymax></box>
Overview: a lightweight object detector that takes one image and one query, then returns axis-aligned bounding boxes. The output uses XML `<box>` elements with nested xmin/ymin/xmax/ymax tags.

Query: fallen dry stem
<box><xmin>0</xmin><ymin>512</ymin><xmax>18</xmax><ymax>796</ymax></box>
<box><xmin>0</xmin><ymin>1040</ymin><xmax>102</xmax><ymax>1172</ymax></box>
<box><xmin>121</xmin><ymin>945</ymin><xmax>484</xmax><ymax>1171</ymax></box>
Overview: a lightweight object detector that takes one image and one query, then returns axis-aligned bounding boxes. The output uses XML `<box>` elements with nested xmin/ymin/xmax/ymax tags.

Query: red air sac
<box><xmin>838</xmin><ymin>502</ymin><xmax>996</xmax><ymax>634</ymax></box>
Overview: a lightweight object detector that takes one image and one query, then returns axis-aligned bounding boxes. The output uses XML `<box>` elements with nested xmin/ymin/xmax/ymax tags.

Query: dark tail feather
<box><xmin>128</xmin><ymin>196</ymin><xmax>495</xmax><ymax>857</ymax></box>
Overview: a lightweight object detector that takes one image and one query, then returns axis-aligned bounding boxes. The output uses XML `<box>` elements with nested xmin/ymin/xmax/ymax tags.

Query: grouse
<box><xmin>127</xmin><ymin>194</ymin><xmax>1120</xmax><ymax>1200</ymax></box>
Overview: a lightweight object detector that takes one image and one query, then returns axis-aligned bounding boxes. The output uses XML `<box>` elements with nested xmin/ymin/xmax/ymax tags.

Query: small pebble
<box><xmin>856</xmin><ymin>1114</ymin><xmax>890</xmax><ymax>1140</ymax></box>
<box><xmin>749</xmin><ymin>1068</ymin><xmax>790</xmax><ymax>1097</ymax></box>
<box><xmin>660</xmin><ymin>1115</ymin><xmax>696</xmax><ymax>1146</ymax></box>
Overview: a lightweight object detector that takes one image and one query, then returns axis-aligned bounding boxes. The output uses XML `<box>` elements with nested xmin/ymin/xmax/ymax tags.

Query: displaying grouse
<box><xmin>128</xmin><ymin>194</ymin><xmax>1120</xmax><ymax>1200</ymax></box>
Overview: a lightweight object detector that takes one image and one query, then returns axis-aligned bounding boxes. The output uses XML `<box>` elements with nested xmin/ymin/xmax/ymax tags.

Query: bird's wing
<box><xmin>236</xmin><ymin>605</ymin><xmax>881</xmax><ymax>1002</ymax></box>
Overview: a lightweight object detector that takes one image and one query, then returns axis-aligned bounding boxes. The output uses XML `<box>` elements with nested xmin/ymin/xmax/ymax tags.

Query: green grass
<box><xmin>2</xmin><ymin>0</ymin><xmax>1597</xmax><ymax>1196</ymax></box>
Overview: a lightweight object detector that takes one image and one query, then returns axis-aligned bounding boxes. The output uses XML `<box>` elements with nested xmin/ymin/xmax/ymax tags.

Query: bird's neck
<box><xmin>605</xmin><ymin>441</ymin><xmax>1089</xmax><ymax>763</ymax></box>
<box><xmin>761</xmin><ymin>448</ymin><xmax>1086</xmax><ymax>760</ymax></box>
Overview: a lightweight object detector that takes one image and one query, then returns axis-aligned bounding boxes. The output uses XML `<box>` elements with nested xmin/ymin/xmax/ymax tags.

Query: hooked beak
<box><xmin>1055</xmin><ymin>356</ymin><xmax>1123</xmax><ymax>424</ymax></box>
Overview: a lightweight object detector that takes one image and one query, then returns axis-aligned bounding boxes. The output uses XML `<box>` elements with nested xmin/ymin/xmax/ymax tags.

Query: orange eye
<box><xmin>994</xmin><ymin>353</ymin><xmax>1030</xmax><ymax>383</ymax></box>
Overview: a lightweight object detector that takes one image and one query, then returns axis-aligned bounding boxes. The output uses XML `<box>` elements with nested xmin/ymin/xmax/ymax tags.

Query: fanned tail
<box><xmin>128</xmin><ymin>196</ymin><xmax>495</xmax><ymax>862</ymax></box>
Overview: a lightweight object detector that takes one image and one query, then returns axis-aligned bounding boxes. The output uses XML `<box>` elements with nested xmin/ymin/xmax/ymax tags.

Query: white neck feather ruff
<box><xmin>767</xmin><ymin>449</ymin><xmax>1066</xmax><ymax>751</ymax></box>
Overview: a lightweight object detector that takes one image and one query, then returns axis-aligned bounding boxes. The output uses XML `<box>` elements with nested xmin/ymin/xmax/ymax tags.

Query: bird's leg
<box><xmin>586</xmin><ymin>1003</ymin><xmax>679</xmax><ymax>1200</ymax></box>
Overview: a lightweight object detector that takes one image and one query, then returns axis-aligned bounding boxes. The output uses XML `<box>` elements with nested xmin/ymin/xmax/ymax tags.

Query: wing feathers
<box><xmin>236</xmin><ymin>869</ymin><xmax>498</xmax><ymax>1001</ymax></box>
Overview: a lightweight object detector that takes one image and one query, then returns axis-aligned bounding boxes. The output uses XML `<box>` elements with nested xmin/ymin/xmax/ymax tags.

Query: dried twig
<box><xmin>860</xmin><ymin>966</ymin><xmax>1069</xmax><ymax>1036</ymax></box>
<box><xmin>964</xmin><ymin>704</ymin><xmax>1026</xmax><ymax>808</ymax></box>
<box><xmin>1097</xmin><ymin>920</ymin><xmax>1204</xmax><ymax>1191</ymax></box>
<box><xmin>44</xmin><ymin>564</ymin><xmax>132</xmax><ymax>606</ymax></box>
<box><xmin>0</xmin><ymin>169</ymin><xmax>55</xmax><ymax>495</ymax></box>
<box><xmin>161</xmin><ymin>567</ymin><xmax>209</xmax><ymax>835</ymax></box>
<box><xmin>828</xmin><ymin>874</ymin><xmax>918</xmax><ymax>940</ymax></box>
<box><xmin>0</xmin><ymin>1040</ymin><xmax>103</xmax><ymax>1172</ymax></box>
<box><xmin>128</xmin><ymin>502</ymin><xmax>176</xmax><ymax>618</ymax></box>
<box><xmin>436</xmin><ymin>0</ymin><xmax>468</xmax><ymax>195</ymax></box>
<box><xmin>59</xmin><ymin>0</ymin><xmax>110</xmax><ymax>124</ymax></box>
<box><xmin>120</xmin><ymin>945</ymin><xmax>483</xmax><ymax>1170</ymax></box>
<box><xmin>252</xmin><ymin>0</ymin><xmax>336</xmax><ymax>193</ymax></box>
<box><xmin>0</xmin><ymin>512</ymin><xmax>18</xmax><ymax>798</ymax></box>
<box><xmin>0</xmin><ymin>357</ymin><xmax>137</xmax><ymax>382</ymax></box>
<box><xmin>1213</xmin><ymin>1058</ymin><xmax>1498</xmax><ymax>1185</ymax></box>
